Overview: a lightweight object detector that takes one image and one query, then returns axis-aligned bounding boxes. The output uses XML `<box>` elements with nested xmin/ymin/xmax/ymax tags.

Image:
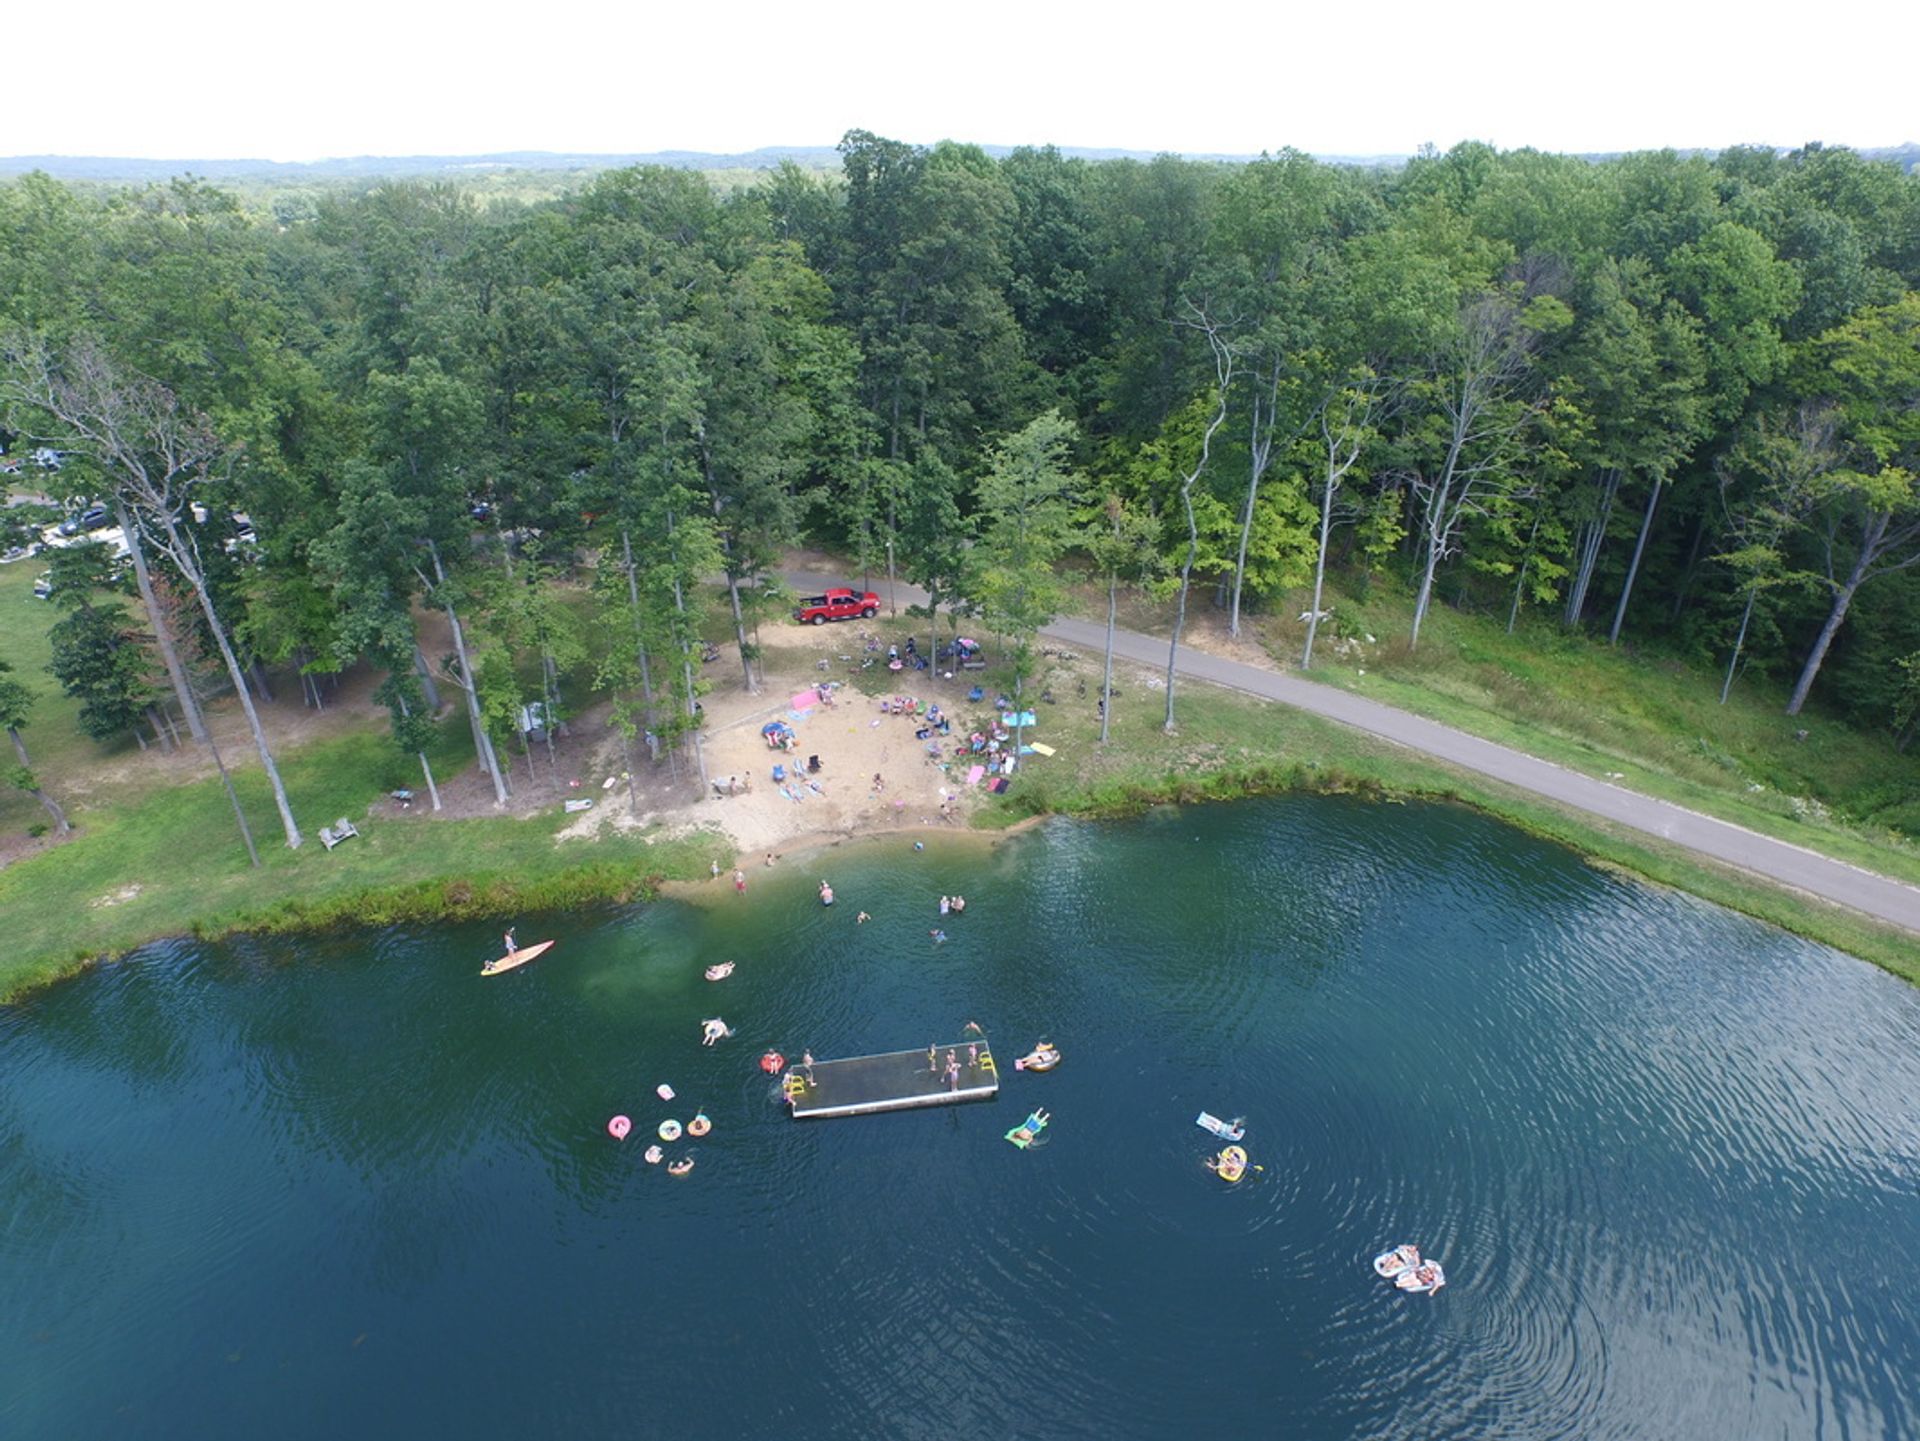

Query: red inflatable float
<box><xmin>760</xmin><ymin>1050</ymin><xmax>786</xmax><ymax>1074</ymax></box>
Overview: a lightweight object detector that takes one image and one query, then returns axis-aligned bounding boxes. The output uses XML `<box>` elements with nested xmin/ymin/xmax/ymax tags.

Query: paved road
<box><xmin>788</xmin><ymin>574</ymin><xmax>1920</xmax><ymax>936</ymax></box>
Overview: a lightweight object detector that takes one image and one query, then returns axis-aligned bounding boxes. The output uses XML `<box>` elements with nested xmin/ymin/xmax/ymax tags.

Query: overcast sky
<box><xmin>8</xmin><ymin>0</ymin><xmax>1913</xmax><ymax>162</ymax></box>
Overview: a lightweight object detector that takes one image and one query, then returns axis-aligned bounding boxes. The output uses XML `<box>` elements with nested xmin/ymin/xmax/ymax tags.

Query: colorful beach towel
<box><xmin>966</xmin><ymin>764</ymin><xmax>986</xmax><ymax>787</ymax></box>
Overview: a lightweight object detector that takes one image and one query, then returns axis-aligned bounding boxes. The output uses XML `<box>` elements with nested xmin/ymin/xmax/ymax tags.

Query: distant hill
<box><xmin>2</xmin><ymin>141</ymin><xmax>1913</xmax><ymax>188</ymax></box>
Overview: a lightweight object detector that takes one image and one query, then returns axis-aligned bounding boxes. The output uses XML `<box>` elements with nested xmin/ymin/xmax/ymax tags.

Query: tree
<box><xmin>7</xmin><ymin>338</ymin><xmax>302</xmax><ymax>849</ymax></box>
<box><xmin>1301</xmin><ymin>374</ymin><xmax>1383</xmax><ymax>668</ymax></box>
<box><xmin>1402</xmin><ymin>288</ymin><xmax>1565</xmax><ymax>648</ymax></box>
<box><xmin>973</xmin><ymin>412</ymin><xmax>1082</xmax><ymax>756</ymax></box>
<box><xmin>1161</xmin><ymin>310</ymin><xmax>1237</xmax><ymax>730</ymax></box>
<box><xmin>1083</xmin><ymin>491</ymin><xmax>1164</xmax><ymax>743</ymax></box>
<box><xmin>0</xmin><ymin>658</ymin><xmax>70</xmax><ymax>834</ymax></box>
<box><xmin>1782</xmin><ymin>297</ymin><xmax>1920</xmax><ymax>715</ymax></box>
<box><xmin>1712</xmin><ymin>409</ymin><xmax>1830</xmax><ymax>703</ymax></box>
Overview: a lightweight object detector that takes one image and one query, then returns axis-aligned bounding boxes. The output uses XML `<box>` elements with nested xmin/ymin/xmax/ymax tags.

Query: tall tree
<box><xmin>974</xmin><ymin>411</ymin><xmax>1082</xmax><ymax>757</ymax></box>
<box><xmin>8</xmin><ymin>339</ymin><xmax>303</xmax><ymax>848</ymax></box>
<box><xmin>0</xmin><ymin>658</ymin><xmax>71</xmax><ymax>835</ymax></box>
<box><xmin>1784</xmin><ymin>296</ymin><xmax>1920</xmax><ymax>716</ymax></box>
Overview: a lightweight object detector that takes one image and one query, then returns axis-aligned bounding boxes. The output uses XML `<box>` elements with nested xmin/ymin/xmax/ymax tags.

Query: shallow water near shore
<box><xmin>3</xmin><ymin>795</ymin><xmax>1916</xmax><ymax>1439</ymax></box>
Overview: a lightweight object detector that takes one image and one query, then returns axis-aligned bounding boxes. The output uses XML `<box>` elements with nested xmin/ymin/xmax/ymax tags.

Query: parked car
<box><xmin>32</xmin><ymin>569</ymin><xmax>53</xmax><ymax>600</ymax></box>
<box><xmin>793</xmin><ymin>587</ymin><xmax>881</xmax><ymax>625</ymax></box>
<box><xmin>78</xmin><ymin>503</ymin><xmax>111</xmax><ymax>531</ymax></box>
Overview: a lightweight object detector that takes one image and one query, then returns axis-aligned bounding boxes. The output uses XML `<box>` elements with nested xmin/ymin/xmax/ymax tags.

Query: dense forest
<box><xmin>3</xmin><ymin>134</ymin><xmax>1919</xmax><ymax>849</ymax></box>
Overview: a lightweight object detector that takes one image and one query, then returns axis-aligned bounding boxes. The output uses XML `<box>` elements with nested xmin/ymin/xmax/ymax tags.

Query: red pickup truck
<box><xmin>793</xmin><ymin>587</ymin><xmax>880</xmax><ymax>625</ymax></box>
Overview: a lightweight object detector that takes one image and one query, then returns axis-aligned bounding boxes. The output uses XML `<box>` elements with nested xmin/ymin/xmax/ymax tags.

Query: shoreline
<box><xmin>3</xmin><ymin>664</ymin><xmax>1916</xmax><ymax>1004</ymax></box>
<box><xmin>10</xmin><ymin>764</ymin><xmax>1913</xmax><ymax>1011</ymax></box>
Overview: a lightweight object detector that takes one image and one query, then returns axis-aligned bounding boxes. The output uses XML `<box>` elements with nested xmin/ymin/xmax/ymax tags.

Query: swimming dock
<box><xmin>785</xmin><ymin>1038</ymin><xmax>998</xmax><ymax>1119</ymax></box>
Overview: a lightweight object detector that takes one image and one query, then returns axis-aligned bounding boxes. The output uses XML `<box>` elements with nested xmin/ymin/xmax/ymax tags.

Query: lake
<box><xmin>2</xmin><ymin>796</ymin><xmax>1915</xmax><ymax>1439</ymax></box>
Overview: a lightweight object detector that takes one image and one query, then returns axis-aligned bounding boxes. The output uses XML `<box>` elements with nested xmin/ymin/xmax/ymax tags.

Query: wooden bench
<box><xmin>318</xmin><ymin>817</ymin><xmax>359</xmax><ymax>850</ymax></box>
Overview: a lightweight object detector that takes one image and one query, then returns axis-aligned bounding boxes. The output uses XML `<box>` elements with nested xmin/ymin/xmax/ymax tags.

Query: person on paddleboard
<box><xmin>503</xmin><ymin>928</ymin><xmax>517</xmax><ymax>956</ymax></box>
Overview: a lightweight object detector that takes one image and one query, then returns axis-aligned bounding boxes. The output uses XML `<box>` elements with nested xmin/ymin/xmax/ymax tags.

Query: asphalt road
<box><xmin>787</xmin><ymin>574</ymin><xmax>1920</xmax><ymax>937</ymax></box>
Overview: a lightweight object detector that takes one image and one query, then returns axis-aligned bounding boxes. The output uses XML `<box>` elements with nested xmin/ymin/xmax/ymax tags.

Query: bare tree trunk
<box><xmin>1721</xmin><ymin>585</ymin><xmax>1758</xmax><ymax>705</ymax></box>
<box><xmin>159</xmin><ymin>516</ymin><xmax>303</xmax><ymax>849</ymax></box>
<box><xmin>1787</xmin><ymin>524</ymin><xmax>1880</xmax><ymax>716</ymax></box>
<box><xmin>116</xmin><ymin>500</ymin><xmax>206</xmax><ymax>743</ymax></box>
<box><xmin>1229</xmin><ymin>369</ymin><xmax>1284</xmax><ymax>638</ymax></box>
<box><xmin>1303</xmin><ymin>460</ymin><xmax>1338</xmax><ymax>670</ymax></box>
<box><xmin>414</xmin><ymin>645</ymin><xmax>442</xmax><ymax>712</ymax></box>
<box><xmin>1563</xmin><ymin>469</ymin><xmax>1620</xmax><ymax>627</ymax></box>
<box><xmin>621</xmin><ymin>528</ymin><xmax>660</xmax><ymax>736</ymax></box>
<box><xmin>1165</xmin><ymin>318</ymin><xmax>1235</xmax><ymax>731</ymax></box>
<box><xmin>7</xmin><ymin>725</ymin><xmax>71</xmax><ymax>834</ymax></box>
<box><xmin>1506</xmin><ymin>510</ymin><xmax>1544</xmax><ymax>635</ymax></box>
<box><xmin>427</xmin><ymin>540</ymin><xmax>509</xmax><ymax>806</ymax></box>
<box><xmin>143</xmin><ymin>705</ymin><xmax>172</xmax><ymax>753</ymax></box>
<box><xmin>1609</xmin><ymin>480</ymin><xmax>1663</xmax><ymax>645</ymax></box>
<box><xmin>206</xmin><ymin>723</ymin><xmax>260</xmax><ymax>868</ymax></box>
<box><xmin>248</xmin><ymin>660</ymin><xmax>274</xmax><ymax>704</ymax></box>
<box><xmin>419</xmin><ymin>753</ymin><xmax>443</xmax><ymax>810</ymax></box>
<box><xmin>1101</xmin><ymin>572</ymin><xmax>1117</xmax><ymax>745</ymax></box>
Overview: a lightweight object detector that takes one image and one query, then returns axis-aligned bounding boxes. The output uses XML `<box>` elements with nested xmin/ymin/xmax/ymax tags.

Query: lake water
<box><xmin>2</xmin><ymin>797</ymin><xmax>1916</xmax><ymax>1439</ymax></box>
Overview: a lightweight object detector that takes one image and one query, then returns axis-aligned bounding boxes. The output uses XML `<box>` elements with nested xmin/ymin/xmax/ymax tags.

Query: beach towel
<box><xmin>967</xmin><ymin>764</ymin><xmax>986</xmax><ymax>787</ymax></box>
<box><xmin>1011</xmin><ymin>711</ymin><xmax>1037</xmax><ymax>727</ymax></box>
<box><xmin>1029</xmin><ymin>742</ymin><xmax>1056</xmax><ymax>757</ymax></box>
<box><xmin>791</xmin><ymin>689</ymin><xmax>820</xmax><ymax>710</ymax></box>
<box><xmin>989</xmin><ymin>777</ymin><xmax>1010</xmax><ymax>794</ymax></box>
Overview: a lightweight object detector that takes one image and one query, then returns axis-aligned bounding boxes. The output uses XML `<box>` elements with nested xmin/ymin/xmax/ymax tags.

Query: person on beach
<box><xmin>710</xmin><ymin>860</ymin><xmax>720</xmax><ymax>879</ymax></box>
<box><xmin>765</xmin><ymin>852</ymin><xmax>776</xmax><ymax>868</ymax></box>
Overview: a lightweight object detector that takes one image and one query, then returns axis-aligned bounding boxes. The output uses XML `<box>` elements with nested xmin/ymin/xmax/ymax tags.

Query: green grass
<box><xmin>1059</xmin><ymin>571</ymin><xmax>1920</xmax><ymax>889</ymax></box>
<box><xmin>0</xmin><ymin>721</ymin><xmax>718</xmax><ymax>1000</ymax></box>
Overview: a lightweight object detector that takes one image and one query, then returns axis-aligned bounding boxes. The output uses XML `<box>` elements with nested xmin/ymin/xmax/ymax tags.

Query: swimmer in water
<box><xmin>930</xmin><ymin>929</ymin><xmax>947</xmax><ymax>943</ymax></box>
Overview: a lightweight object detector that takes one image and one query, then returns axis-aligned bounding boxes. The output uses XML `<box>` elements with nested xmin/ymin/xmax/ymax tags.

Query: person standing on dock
<box><xmin>802</xmin><ymin>1051</ymin><xmax>815</xmax><ymax>1083</ymax></box>
<box><xmin>928</xmin><ymin>1044</ymin><xmax>938</xmax><ymax>1073</ymax></box>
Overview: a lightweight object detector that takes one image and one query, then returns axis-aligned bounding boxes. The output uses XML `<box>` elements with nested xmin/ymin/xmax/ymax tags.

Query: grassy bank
<box><xmin>0</xmin><ymin>725</ymin><xmax>717</xmax><ymax>1002</ymax></box>
<box><xmin>1060</xmin><ymin>572</ymin><xmax>1920</xmax><ymax>886</ymax></box>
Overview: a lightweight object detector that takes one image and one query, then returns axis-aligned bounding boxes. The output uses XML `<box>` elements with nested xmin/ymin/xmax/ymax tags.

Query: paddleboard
<box><xmin>481</xmin><ymin>939</ymin><xmax>555</xmax><ymax>976</ymax></box>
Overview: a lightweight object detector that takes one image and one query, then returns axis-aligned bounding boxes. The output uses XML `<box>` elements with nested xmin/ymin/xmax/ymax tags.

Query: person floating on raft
<box><xmin>1005</xmin><ymin>1108</ymin><xmax>1051</xmax><ymax>1148</ymax></box>
<box><xmin>701</xmin><ymin>1018</ymin><xmax>734</xmax><ymax>1046</ymax></box>
<box><xmin>1015</xmin><ymin>1041</ymin><xmax>1061</xmax><ymax>1072</ymax></box>
<box><xmin>1372</xmin><ymin>1244</ymin><xmax>1421</xmax><ymax>1279</ymax></box>
<box><xmin>1396</xmin><ymin>1260</ymin><xmax>1446</xmax><ymax>1294</ymax></box>
<box><xmin>1206</xmin><ymin>1145</ymin><xmax>1250</xmax><ymax>1183</ymax></box>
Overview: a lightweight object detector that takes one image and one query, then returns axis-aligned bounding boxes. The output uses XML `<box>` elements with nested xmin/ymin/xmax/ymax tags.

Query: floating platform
<box><xmin>786</xmin><ymin>1039</ymin><xmax>998</xmax><ymax>1119</ymax></box>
